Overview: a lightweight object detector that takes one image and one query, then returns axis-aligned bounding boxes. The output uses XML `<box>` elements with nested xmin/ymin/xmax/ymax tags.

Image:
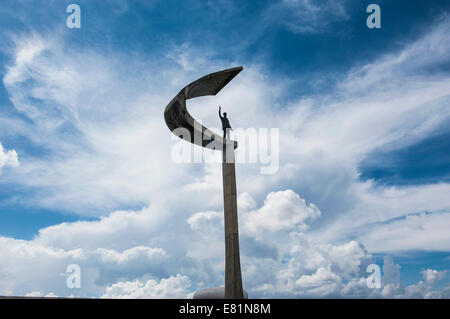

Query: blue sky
<box><xmin>0</xmin><ymin>0</ymin><xmax>449</xmax><ymax>298</ymax></box>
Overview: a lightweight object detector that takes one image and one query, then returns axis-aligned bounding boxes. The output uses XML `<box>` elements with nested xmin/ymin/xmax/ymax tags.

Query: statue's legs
<box><xmin>223</xmin><ymin>128</ymin><xmax>231</xmax><ymax>140</ymax></box>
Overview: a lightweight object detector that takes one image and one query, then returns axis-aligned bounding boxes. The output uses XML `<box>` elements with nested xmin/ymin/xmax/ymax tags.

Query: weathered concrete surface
<box><xmin>164</xmin><ymin>67</ymin><xmax>242</xmax><ymax>150</ymax></box>
<box><xmin>222</xmin><ymin>147</ymin><xmax>244</xmax><ymax>299</ymax></box>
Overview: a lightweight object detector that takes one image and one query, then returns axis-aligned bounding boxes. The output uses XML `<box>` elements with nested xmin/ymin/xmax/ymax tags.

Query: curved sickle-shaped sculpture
<box><xmin>164</xmin><ymin>66</ymin><xmax>243</xmax><ymax>149</ymax></box>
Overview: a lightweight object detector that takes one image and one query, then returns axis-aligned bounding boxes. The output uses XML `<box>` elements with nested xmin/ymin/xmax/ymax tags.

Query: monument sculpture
<box><xmin>219</xmin><ymin>106</ymin><xmax>232</xmax><ymax>140</ymax></box>
<box><xmin>164</xmin><ymin>66</ymin><xmax>245</xmax><ymax>299</ymax></box>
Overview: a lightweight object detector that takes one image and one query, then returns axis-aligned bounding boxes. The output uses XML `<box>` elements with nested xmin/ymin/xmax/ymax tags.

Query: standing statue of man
<box><xmin>219</xmin><ymin>106</ymin><xmax>232</xmax><ymax>140</ymax></box>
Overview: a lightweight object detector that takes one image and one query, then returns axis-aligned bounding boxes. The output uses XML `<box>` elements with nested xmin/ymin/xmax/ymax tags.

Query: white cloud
<box><xmin>242</xmin><ymin>190</ymin><xmax>321</xmax><ymax>236</ymax></box>
<box><xmin>3</xmin><ymin>16</ymin><xmax>450</xmax><ymax>227</ymax></box>
<box><xmin>267</xmin><ymin>0</ymin><xmax>350</xmax><ymax>34</ymax></box>
<box><xmin>187</xmin><ymin>211</ymin><xmax>222</xmax><ymax>234</ymax></box>
<box><xmin>0</xmin><ymin>142</ymin><xmax>19</xmax><ymax>172</ymax></box>
<box><xmin>265</xmin><ymin>236</ymin><xmax>371</xmax><ymax>297</ymax></box>
<box><xmin>96</xmin><ymin>247</ymin><xmax>167</xmax><ymax>264</ymax></box>
<box><xmin>0</xmin><ymin>188</ymin><xmax>448</xmax><ymax>298</ymax></box>
<box><xmin>295</xmin><ymin>267</ymin><xmax>342</xmax><ymax>296</ymax></box>
<box><xmin>421</xmin><ymin>269</ymin><xmax>446</xmax><ymax>285</ymax></box>
<box><xmin>24</xmin><ymin>291</ymin><xmax>44</xmax><ymax>297</ymax></box>
<box><xmin>382</xmin><ymin>256</ymin><xmax>401</xmax><ymax>286</ymax></box>
<box><xmin>4</xmin><ymin>33</ymin><xmax>46</xmax><ymax>85</ymax></box>
<box><xmin>24</xmin><ymin>291</ymin><xmax>58</xmax><ymax>298</ymax></box>
<box><xmin>355</xmin><ymin>211</ymin><xmax>450</xmax><ymax>253</ymax></box>
<box><xmin>403</xmin><ymin>276</ymin><xmax>450</xmax><ymax>299</ymax></box>
<box><xmin>2</xmin><ymin>33</ymin><xmax>199</xmax><ymax>213</ymax></box>
<box><xmin>102</xmin><ymin>275</ymin><xmax>191</xmax><ymax>299</ymax></box>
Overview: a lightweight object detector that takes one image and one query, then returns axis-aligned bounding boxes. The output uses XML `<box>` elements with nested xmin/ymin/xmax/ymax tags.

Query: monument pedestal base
<box><xmin>193</xmin><ymin>287</ymin><xmax>248</xmax><ymax>299</ymax></box>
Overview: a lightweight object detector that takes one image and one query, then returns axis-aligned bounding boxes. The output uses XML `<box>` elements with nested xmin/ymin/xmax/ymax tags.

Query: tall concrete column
<box><xmin>222</xmin><ymin>145</ymin><xmax>244</xmax><ymax>299</ymax></box>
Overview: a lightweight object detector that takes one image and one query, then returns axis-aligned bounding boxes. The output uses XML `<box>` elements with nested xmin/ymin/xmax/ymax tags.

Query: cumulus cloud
<box><xmin>403</xmin><ymin>270</ymin><xmax>449</xmax><ymax>299</ymax></box>
<box><xmin>344</xmin><ymin>260</ymin><xmax>450</xmax><ymax>299</ymax></box>
<box><xmin>421</xmin><ymin>269</ymin><xmax>446</xmax><ymax>285</ymax></box>
<box><xmin>102</xmin><ymin>275</ymin><xmax>191</xmax><ymax>299</ymax></box>
<box><xmin>0</xmin><ymin>189</ymin><xmax>363</xmax><ymax>297</ymax></box>
<box><xmin>0</xmin><ymin>188</ymin><xmax>448</xmax><ymax>298</ymax></box>
<box><xmin>382</xmin><ymin>256</ymin><xmax>401</xmax><ymax>286</ymax></box>
<box><xmin>295</xmin><ymin>267</ymin><xmax>342</xmax><ymax>296</ymax></box>
<box><xmin>242</xmin><ymin>190</ymin><xmax>321</xmax><ymax>236</ymax></box>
